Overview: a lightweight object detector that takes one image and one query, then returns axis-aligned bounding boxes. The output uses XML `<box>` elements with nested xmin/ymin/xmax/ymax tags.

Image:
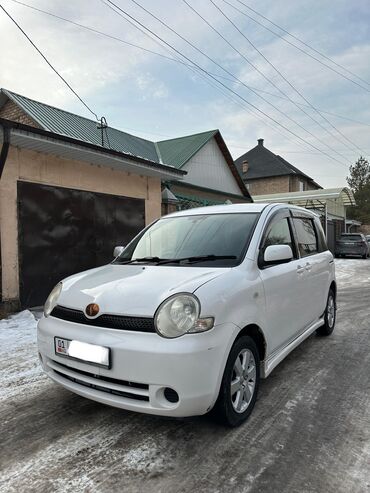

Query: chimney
<box><xmin>242</xmin><ymin>160</ymin><xmax>249</xmax><ymax>174</ymax></box>
<box><xmin>258</xmin><ymin>138</ymin><xmax>264</xmax><ymax>146</ymax></box>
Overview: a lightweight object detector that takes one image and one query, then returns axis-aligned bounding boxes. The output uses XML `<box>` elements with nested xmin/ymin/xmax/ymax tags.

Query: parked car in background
<box><xmin>38</xmin><ymin>203</ymin><xmax>336</xmax><ymax>427</ymax></box>
<box><xmin>366</xmin><ymin>235</ymin><xmax>370</xmax><ymax>250</ymax></box>
<box><xmin>335</xmin><ymin>233</ymin><xmax>369</xmax><ymax>259</ymax></box>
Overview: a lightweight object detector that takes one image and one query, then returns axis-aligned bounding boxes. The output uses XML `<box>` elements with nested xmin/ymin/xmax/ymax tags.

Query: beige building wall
<box><xmin>0</xmin><ymin>145</ymin><xmax>162</xmax><ymax>302</ymax></box>
<box><xmin>247</xmin><ymin>176</ymin><xmax>290</xmax><ymax>196</ymax></box>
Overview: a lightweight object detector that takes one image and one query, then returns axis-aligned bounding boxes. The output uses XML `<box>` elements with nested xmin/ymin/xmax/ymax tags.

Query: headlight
<box><xmin>155</xmin><ymin>293</ymin><xmax>214</xmax><ymax>338</ymax></box>
<box><xmin>44</xmin><ymin>282</ymin><xmax>62</xmax><ymax>317</ymax></box>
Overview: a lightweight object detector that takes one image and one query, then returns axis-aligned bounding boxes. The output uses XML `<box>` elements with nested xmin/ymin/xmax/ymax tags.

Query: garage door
<box><xmin>18</xmin><ymin>181</ymin><xmax>145</xmax><ymax>308</ymax></box>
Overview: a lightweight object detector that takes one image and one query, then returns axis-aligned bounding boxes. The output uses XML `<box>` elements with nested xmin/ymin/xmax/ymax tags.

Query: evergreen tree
<box><xmin>346</xmin><ymin>157</ymin><xmax>370</xmax><ymax>223</ymax></box>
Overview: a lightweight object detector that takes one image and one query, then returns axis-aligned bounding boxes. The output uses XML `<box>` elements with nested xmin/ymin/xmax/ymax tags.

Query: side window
<box><xmin>264</xmin><ymin>217</ymin><xmax>295</xmax><ymax>254</ymax></box>
<box><xmin>293</xmin><ymin>218</ymin><xmax>318</xmax><ymax>257</ymax></box>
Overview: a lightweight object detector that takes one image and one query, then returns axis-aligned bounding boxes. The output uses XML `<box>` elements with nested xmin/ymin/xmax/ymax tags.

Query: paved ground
<box><xmin>1</xmin><ymin>259</ymin><xmax>370</xmax><ymax>493</ymax></box>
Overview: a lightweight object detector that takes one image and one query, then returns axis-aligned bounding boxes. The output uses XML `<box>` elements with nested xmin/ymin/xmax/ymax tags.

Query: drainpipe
<box><xmin>0</xmin><ymin>123</ymin><xmax>10</xmax><ymax>179</ymax></box>
<box><xmin>0</xmin><ymin>122</ymin><xmax>10</xmax><ymax>308</ymax></box>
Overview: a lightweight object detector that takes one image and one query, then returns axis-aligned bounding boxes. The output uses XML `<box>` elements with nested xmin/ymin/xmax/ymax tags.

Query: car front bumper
<box><xmin>37</xmin><ymin>316</ymin><xmax>238</xmax><ymax>417</ymax></box>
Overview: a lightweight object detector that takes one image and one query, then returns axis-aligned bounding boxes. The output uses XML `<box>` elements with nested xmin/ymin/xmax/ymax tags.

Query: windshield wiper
<box><xmin>115</xmin><ymin>256</ymin><xmax>166</xmax><ymax>265</ymax></box>
<box><xmin>157</xmin><ymin>255</ymin><xmax>237</xmax><ymax>265</ymax></box>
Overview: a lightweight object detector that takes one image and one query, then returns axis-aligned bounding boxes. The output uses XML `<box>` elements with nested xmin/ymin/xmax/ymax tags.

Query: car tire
<box><xmin>362</xmin><ymin>254</ymin><xmax>367</xmax><ymax>259</ymax></box>
<box><xmin>211</xmin><ymin>336</ymin><xmax>260</xmax><ymax>427</ymax></box>
<box><xmin>316</xmin><ymin>288</ymin><xmax>336</xmax><ymax>337</ymax></box>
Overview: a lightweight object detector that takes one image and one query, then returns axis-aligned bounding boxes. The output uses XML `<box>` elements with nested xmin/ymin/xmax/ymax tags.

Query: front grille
<box><xmin>51</xmin><ymin>305</ymin><xmax>155</xmax><ymax>333</ymax></box>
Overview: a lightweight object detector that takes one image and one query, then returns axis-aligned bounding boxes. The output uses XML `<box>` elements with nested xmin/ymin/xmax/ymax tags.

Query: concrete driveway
<box><xmin>1</xmin><ymin>259</ymin><xmax>370</xmax><ymax>493</ymax></box>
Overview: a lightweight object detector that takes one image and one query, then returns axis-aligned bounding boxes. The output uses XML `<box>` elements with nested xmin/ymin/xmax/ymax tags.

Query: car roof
<box><xmin>165</xmin><ymin>202</ymin><xmax>316</xmax><ymax>218</ymax></box>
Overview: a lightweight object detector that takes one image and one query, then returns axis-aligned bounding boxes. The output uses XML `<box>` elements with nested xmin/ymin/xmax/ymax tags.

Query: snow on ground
<box><xmin>0</xmin><ymin>310</ymin><xmax>46</xmax><ymax>402</ymax></box>
<box><xmin>335</xmin><ymin>258</ymin><xmax>370</xmax><ymax>286</ymax></box>
<box><xmin>0</xmin><ymin>259</ymin><xmax>369</xmax><ymax>493</ymax></box>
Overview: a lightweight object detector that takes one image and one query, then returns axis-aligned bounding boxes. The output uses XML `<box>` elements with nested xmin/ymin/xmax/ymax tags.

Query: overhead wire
<box><xmin>101</xmin><ymin>0</ymin><xmax>311</xmax><ymax>150</ymax></box>
<box><xmin>8</xmin><ymin>0</ymin><xmax>370</xmax><ymax>130</ymax></box>
<box><xmin>231</xmin><ymin>0</ymin><xmax>370</xmax><ymax>90</ymax></box>
<box><xmin>0</xmin><ymin>3</ymin><xmax>100</xmax><ymax>121</ymax></box>
<box><xmin>106</xmin><ymin>0</ymin><xmax>350</xmax><ymax>167</ymax></box>
<box><xmin>207</xmin><ymin>0</ymin><xmax>364</xmax><ymax>155</ymax></box>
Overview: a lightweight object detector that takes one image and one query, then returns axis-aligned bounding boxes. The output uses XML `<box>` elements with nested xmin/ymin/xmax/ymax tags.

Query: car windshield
<box><xmin>114</xmin><ymin>212</ymin><xmax>259</xmax><ymax>267</ymax></box>
<box><xmin>340</xmin><ymin>235</ymin><xmax>362</xmax><ymax>241</ymax></box>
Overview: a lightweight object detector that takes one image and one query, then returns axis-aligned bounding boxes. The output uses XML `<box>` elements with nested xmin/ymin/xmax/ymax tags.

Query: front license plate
<box><xmin>54</xmin><ymin>337</ymin><xmax>110</xmax><ymax>368</ymax></box>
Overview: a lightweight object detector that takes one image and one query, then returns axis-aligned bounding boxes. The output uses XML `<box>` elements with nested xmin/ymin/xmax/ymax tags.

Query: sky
<box><xmin>1</xmin><ymin>0</ymin><xmax>370</xmax><ymax>188</ymax></box>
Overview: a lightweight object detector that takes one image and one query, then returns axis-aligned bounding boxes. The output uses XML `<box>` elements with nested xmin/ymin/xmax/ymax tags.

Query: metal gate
<box><xmin>18</xmin><ymin>181</ymin><xmax>145</xmax><ymax>308</ymax></box>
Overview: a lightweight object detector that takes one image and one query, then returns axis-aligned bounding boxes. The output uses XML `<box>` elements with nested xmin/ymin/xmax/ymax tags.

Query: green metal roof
<box><xmin>156</xmin><ymin>130</ymin><xmax>218</xmax><ymax>168</ymax></box>
<box><xmin>0</xmin><ymin>89</ymin><xmax>220</xmax><ymax>169</ymax></box>
<box><xmin>1</xmin><ymin>89</ymin><xmax>159</xmax><ymax>162</ymax></box>
<box><xmin>0</xmin><ymin>89</ymin><xmax>251</xmax><ymax>199</ymax></box>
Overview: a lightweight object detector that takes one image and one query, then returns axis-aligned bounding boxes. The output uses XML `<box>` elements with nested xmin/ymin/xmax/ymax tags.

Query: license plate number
<box><xmin>54</xmin><ymin>337</ymin><xmax>110</xmax><ymax>368</ymax></box>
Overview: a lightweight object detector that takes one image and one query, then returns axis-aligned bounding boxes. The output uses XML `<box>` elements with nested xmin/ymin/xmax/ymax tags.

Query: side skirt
<box><xmin>261</xmin><ymin>318</ymin><xmax>324</xmax><ymax>378</ymax></box>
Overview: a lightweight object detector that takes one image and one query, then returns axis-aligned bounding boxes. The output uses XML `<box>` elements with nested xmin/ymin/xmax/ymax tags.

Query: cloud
<box><xmin>0</xmin><ymin>0</ymin><xmax>369</xmax><ymax>189</ymax></box>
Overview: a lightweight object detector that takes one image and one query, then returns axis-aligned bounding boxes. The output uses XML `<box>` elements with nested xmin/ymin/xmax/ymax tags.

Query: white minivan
<box><xmin>38</xmin><ymin>203</ymin><xmax>336</xmax><ymax>427</ymax></box>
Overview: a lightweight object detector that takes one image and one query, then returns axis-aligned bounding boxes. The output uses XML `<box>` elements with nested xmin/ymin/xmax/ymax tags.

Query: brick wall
<box><xmin>0</xmin><ymin>100</ymin><xmax>40</xmax><ymax>127</ymax></box>
<box><xmin>247</xmin><ymin>176</ymin><xmax>290</xmax><ymax>195</ymax></box>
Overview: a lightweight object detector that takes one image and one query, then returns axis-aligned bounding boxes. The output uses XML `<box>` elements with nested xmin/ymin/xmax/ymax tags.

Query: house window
<box><xmin>299</xmin><ymin>180</ymin><xmax>305</xmax><ymax>191</ymax></box>
<box><xmin>242</xmin><ymin>161</ymin><xmax>249</xmax><ymax>174</ymax></box>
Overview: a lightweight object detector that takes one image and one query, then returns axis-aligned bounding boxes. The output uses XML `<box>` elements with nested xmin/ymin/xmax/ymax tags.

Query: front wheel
<box><xmin>316</xmin><ymin>288</ymin><xmax>336</xmax><ymax>336</ymax></box>
<box><xmin>212</xmin><ymin>336</ymin><xmax>260</xmax><ymax>427</ymax></box>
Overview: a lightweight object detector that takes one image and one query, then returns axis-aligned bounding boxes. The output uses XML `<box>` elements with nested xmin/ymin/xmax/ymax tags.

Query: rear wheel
<box><xmin>316</xmin><ymin>288</ymin><xmax>336</xmax><ymax>336</ymax></box>
<box><xmin>212</xmin><ymin>336</ymin><xmax>260</xmax><ymax>427</ymax></box>
<box><xmin>362</xmin><ymin>254</ymin><xmax>367</xmax><ymax>259</ymax></box>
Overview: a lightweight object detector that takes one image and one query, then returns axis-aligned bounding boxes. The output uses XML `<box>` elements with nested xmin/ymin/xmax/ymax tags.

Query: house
<box><xmin>234</xmin><ymin>138</ymin><xmax>322</xmax><ymax>195</ymax></box>
<box><xmin>253</xmin><ymin>188</ymin><xmax>356</xmax><ymax>253</ymax></box>
<box><xmin>0</xmin><ymin>89</ymin><xmax>185</xmax><ymax>311</ymax></box>
<box><xmin>158</xmin><ymin>130</ymin><xmax>251</xmax><ymax>213</ymax></box>
<box><xmin>0</xmin><ymin>89</ymin><xmax>250</xmax><ymax>311</ymax></box>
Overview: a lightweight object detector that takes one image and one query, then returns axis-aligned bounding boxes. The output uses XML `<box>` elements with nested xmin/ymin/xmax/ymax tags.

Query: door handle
<box><xmin>305</xmin><ymin>262</ymin><xmax>312</xmax><ymax>271</ymax></box>
<box><xmin>297</xmin><ymin>265</ymin><xmax>305</xmax><ymax>274</ymax></box>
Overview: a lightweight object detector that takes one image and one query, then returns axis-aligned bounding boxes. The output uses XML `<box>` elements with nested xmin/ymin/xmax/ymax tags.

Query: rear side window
<box><xmin>293</xmin><ymin>218</ymin><xmax>318</xmax><ymax>257</ymax></box>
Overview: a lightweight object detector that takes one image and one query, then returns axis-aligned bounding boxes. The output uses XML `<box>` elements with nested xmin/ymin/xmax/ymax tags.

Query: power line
<box><xmin>100</xmin><ymin>0</ymin><xmax>294</xmax><ymax>149</ymax></box>
<box><xmin>127</xmin><ymin>0</ymin><xmax>351</xmax><ymax>166</ymax></box>
<box><xmin>101</xmin><ymin>0</ymin><xmax>314</xmax><ymax>151</ymax></box>
<box><xmin>208</xmin><ymin>0</ymin><xmax>363</xmax><ymax>155</ymax></box>
<box><xmin>127</xmin><ymin>0</ymin><xmax>354</xmax><ymax>165</ymax></box>
<box><xmin>103</xmin><ymin>0</ymin><xmax>350</xmax><ymax>168</ymax></box>
<box><xmin>0</xmin><ymin>3</ymin><xmax>100</xmax><ymax>121</ymax></box>
<box><xmin>10</xmin><ymin>0</ymin><xmax>370</xmax><ymax>130</ymax></box>
<box><xmin>223</xmin><ymin>0</ymin><xmax>370</xmax><ymax>93</ymax></box>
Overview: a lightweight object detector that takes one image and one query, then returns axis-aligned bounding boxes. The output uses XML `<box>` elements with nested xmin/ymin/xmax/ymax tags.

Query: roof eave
<box><xmin>0</xmin><ymin>118</ymin><xmax>186</xmax><ymax>180</ymax></box>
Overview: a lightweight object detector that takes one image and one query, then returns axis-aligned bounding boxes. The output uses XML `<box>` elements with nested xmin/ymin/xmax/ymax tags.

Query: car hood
<box><xmin>58</xmin><ymin>264</ymin><xmax>230</xmax><ymax>317</ymax></box>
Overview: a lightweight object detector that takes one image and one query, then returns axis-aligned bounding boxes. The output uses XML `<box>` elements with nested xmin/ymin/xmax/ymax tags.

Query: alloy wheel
<box><xmin>230</xmin><ymin>348</ymin><xmax>256</xmax><ymax>414</ymax></box>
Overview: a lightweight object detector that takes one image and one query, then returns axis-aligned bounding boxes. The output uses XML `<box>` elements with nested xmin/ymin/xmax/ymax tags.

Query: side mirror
<box><xmin>113</xmin><ymin>245</ymin><xmax>125</xmax><ymax>258</ymax></box>
<box><xmin>263</xmin><ymin>244</ymin><xmax>293</xmax><ymax>265</ymax></box>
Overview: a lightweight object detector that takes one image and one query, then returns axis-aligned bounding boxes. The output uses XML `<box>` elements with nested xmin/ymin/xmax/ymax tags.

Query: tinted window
<box><xmin>264</xmin><ymin>218</ymin><xmax>294</xmax><ymax>253</ymax></box>
<box><xmin>293</xmin><ymin>218</ymin><xmax>318</xmax><ymax>257</ymax></box>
